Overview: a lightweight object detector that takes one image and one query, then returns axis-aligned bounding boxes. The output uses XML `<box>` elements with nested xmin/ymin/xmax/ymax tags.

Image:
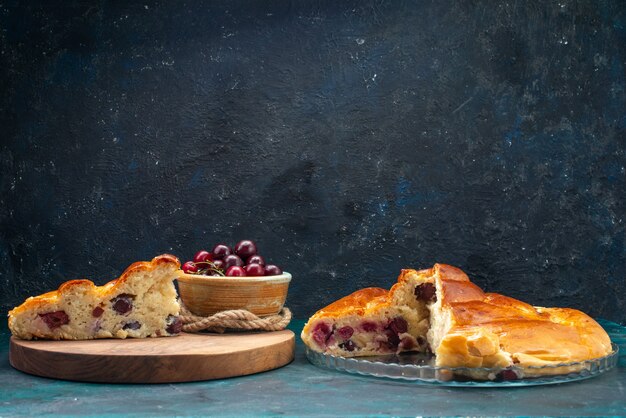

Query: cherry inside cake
<box><xmin>302</xmin><ymin>270</ymin><xmax>434</xmax><ymax>357</ymax></box>
<box><xmin>302</xmin><ymin>264</ymin><xmax>612</xmax><ymax>378</ymax></box>
<box><xmin>8</xmin><ymin>254</ymin><xmax>182</xmax><ymax>340</ymax></box>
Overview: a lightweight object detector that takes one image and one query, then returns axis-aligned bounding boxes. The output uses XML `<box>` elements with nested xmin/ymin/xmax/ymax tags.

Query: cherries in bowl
<box><xmin>181</xmin><ymin>240</ymin><xmax>283</xmax><ymax>277</ymax></box>
<box><xmin>177</xmin><ymin>240</ymin><xmax>291</xmax><ymax>317</ymax></box>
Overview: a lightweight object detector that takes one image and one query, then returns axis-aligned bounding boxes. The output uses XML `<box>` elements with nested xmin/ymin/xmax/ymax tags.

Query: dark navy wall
<box><xmin>1</xmin><ymin>1</ymin><xmax>625</xmax><ymax>323</ymax></box>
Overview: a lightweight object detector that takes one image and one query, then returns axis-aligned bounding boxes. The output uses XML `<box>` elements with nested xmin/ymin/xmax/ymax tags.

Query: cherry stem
<box><xmin>191</xmin><ymin>261</ymin><xmax>225</xmax><ymax>276</ymax></box>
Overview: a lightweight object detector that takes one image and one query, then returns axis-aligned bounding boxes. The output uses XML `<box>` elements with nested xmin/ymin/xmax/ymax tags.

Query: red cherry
<box><xmin>234</xmin><ymin>240</ymin><xmax>257</xmax><ymax>259</ymax></box>
<box><xmin>223</xmin><ymin>254</ymin><xmax>244</xmax><ymax>269</ymax></box>
<box><xmin>210</xmin><ymin>259</ymin><xmax>225</xmax><ymax>274</ymax></box>
<box><xmin>245</xmin><ymin>263</ymin><xmax>265</xmax><ymax>276</ymax></box>
<box><xmin>193</xmin><ymin>250</ymin><xmax>213</xmax><ymax>264</ymax></box>
<box><xmin>39</xmin><ymin>311</ymin><xmax>69</xmax><ymax>330</ymax></box>
<box><xmin>264</xmin><ymin>264</ymin><xmax>282</xmax><ymax>276</ymax></box>
<box><xmin>212</xmin><ymin>244</ymin><xmax>232</xmax><ymax>259</ymax></box>
<box><xmin>225</xmin><ymin>266</ymin><xmax>246</xmax><ymax>277</ymax></box>
<box><xmin>182</xmin><ymin>261</ymin><xmax>199</xmax><ymax>273</ymax></box>
<box><xmin>247</xmin><ymin>255</ymin><xmax>265</xmax><ymax>266</ymax></box>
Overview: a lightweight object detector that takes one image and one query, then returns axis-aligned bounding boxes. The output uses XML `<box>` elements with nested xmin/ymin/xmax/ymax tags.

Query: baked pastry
<box><xmin>302</xmin><ymin>264</ymin><xmax>612</xmax><ymax>377</ymax></box>
<box><xmin>8</xmin><ymin>254</ymin><xmax>182</xmax><ymax>340</ymax></box>
<box><xmin>300</xmin><ymin>285</ymin><xmax>431</xmax><ymax>357</ymax></box>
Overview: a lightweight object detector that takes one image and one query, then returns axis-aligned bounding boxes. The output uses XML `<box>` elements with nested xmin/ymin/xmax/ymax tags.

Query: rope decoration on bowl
<box><xmin>179</xmin><ymin>302</ymin><xmax>292</xmax><ymax>333</ymax></box>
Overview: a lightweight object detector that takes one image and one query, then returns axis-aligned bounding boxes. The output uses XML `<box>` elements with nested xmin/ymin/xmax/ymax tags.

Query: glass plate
<box><xmin>305</xmin><ymin>343</ymin><xmax>619</xmax><ymax>387</ymax></box>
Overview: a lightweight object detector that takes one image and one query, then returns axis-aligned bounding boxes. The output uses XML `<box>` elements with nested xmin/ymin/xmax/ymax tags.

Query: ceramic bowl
<box><xmin>176</xmin><ymin>271</ymin><xmax>292</xmax><ymax>317</ymax></box>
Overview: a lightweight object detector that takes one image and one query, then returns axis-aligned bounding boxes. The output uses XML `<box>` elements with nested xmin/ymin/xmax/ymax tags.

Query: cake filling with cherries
<box><xmin>302</xmin><ymin>264</ymin><xmax>612</xmax><ymax>379</ymax></box>
<box><xmin>8</xmin><ymin>254</ymin><xmax>182</xmax><ymax>340</ymax></box>
<box><xmin>302</xmin><ymin>269</ymin><xmax>436</xmax><ymax>357</ymax></box>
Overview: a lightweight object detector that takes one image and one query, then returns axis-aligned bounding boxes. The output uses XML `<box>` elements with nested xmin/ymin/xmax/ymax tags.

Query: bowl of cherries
<box><xmin>176</xmin><ymin>240</ymin><xmax>291</xmax><ymax>317</ymax></box>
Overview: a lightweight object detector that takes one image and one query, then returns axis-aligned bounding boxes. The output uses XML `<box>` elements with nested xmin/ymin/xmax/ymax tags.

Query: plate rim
<box><xmin>305</xmin><ymin>343</ymin><xmax>619</xmax><ymax>387</ymax></box>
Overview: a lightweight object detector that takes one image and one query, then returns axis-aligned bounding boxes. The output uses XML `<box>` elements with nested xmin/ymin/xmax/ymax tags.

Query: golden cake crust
<box><xmin>306</xmin><ymin>287</ymin><xmax>389</xmax><ymax>320</ymax></box>
<box><xmin>306</xmin><ymin>268</ymin><xmax>433</xmax><ymax>321</ymax></box>
<box><xmin>8</xmin><ymin>254</ymin><xmax>180</xmax><ymax>319</ymax></box>
<box><xmin>303</xmin><ymin>263</ymin><xmax>612</xmax><ymax>369</ymax></box>
<box><xmin>8</xmin><ymin>254</ymin><xmax>182</xmax><ymax>340</ymax></box>
<box><xmin>426</xmin><ymin>264</ymin><xmax>611</xmax><ymax>367</ymax></box>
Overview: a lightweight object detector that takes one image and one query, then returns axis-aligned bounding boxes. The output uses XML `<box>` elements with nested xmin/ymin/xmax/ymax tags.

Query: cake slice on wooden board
<box><xmin>8</xmin><ymin>254</ymin><xmax>182</xmax><ymax>340</ymax></box>
<box><xmin>302</xmin><ymin>264</ymin><xmax>612</xmax><ymax>375</ymax></box>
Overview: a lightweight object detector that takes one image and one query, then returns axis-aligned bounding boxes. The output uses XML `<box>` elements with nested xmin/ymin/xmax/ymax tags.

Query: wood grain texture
<box><xmin>9</xmin><ymin>331</ymin><xmax>295</xmax><ymax>383</ymax></box>
<box><xmin>177</xmin><ymin>272</ymin><xmax>291</xmax><ymax>317</ymax></box>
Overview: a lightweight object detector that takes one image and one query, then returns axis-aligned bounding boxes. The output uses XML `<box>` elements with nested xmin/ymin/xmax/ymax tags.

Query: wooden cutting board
<box><xmin>9</xmin><ymin>330</ymin><xmax>295</xmax><ymax>383</ymax></box>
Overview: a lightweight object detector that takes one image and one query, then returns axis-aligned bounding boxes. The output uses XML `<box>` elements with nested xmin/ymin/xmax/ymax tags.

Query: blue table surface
<box><xmin>1</xmin><ymin>319</ymin><xmax>625</xmax><ymax>417</ymax></box>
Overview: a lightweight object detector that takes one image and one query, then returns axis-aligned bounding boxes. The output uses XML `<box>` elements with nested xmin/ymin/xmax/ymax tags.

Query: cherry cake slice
<box><xmin>9</xmin><ymin>255</ymin><xmax>182</xmax><ymax>340</ymax></box>
<box><xmin>301</xmin><ymin>271</ymin><xmax>436</xmax><ymax>357</ymax></box>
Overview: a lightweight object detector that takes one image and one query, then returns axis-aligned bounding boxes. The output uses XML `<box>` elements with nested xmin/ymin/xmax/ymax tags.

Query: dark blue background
<box><xmin>1</xmin><ymin>1</ymin><xmax>625</xmax><ymax>323</ymax></box>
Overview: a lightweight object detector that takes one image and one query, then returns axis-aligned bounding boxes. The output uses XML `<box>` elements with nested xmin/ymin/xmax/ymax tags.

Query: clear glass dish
<box><xmin>305</xmin><ymin>343</ymin><xmax>619</xmax><ymax>387</ymax></box>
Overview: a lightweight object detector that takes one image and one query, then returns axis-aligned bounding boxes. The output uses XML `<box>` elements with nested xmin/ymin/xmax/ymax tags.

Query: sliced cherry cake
<box><xmin>8</xmin><ymin>254</ymin><xmax>182</xmax><ymax>340</ymax></box>
<box><xmin>302</xmin><ymin>264</ymin><xmax>612</xmax><ymax>379</ymax></box>
<box><xmin>301</xmin><ymin>268</ymin><xmax>437</xmax><ymax>357</ymax></box>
